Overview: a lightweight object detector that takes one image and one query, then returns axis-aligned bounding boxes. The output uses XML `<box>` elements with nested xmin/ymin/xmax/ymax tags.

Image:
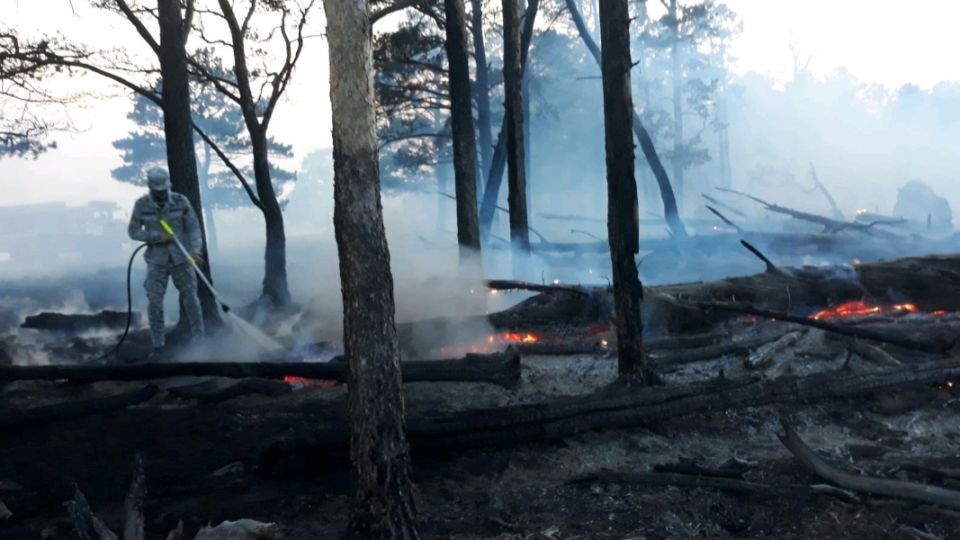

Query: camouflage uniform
<box><xmin>127</xmin><ymin>183</ymin><xmax>205</xmax><ymax>349</ymax></box>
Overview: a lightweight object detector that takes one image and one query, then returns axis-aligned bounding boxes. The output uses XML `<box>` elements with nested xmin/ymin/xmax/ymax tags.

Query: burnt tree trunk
<box><xmin>443</xmin><ymin>0</ymin><xmax>481</xmax><ymax>256</ymax></box>
<box><xmin>198</xmin><ymin>143</ymin><xmax>220</xmax><ymax>256</ymax></box>
<box><xmin>668</xmin><ymin>0</ymin><xmax>684</xmax><ymax>206</ymax></box>
<box><xmin>156</xmin><ymin>0</ymin><xmax>220</xmax><ymax>324</ymax></box>
<box><xmin>469</xmin><ymin>0</ymin><xmax>493</xmax><ymax>183</ymax></box>
<box><xmin>478</xmin><ymin>0</ymin><xmax>539</xmax><ymax>238</ymax></box>
<box><xmin>251</xmin><ymin>129</ymin><xmax>291</xmax><ymax>306</ymax></box>
<box><xmin>501</xmin><ymin>0</ymin><xmax>530</xmax><ymax>257</ymax></box>
<box><xmin>216</xmin><ymin>0</ymin><xmax>291</xmax><ymax>308</ymax></box>
<box><xmin>324</xmin><ymin>0</ymin><xmax>419</xmax><ymax>538</ymax></box>
<box><xmin>598</xmin><ymin>0</ymin><xmax>650</xmax><ymax>381</ymax></box>
<box><xmin>564</xmin><ymin>0</ymin><xmax>687</xmax><ymax>239</ymax></box>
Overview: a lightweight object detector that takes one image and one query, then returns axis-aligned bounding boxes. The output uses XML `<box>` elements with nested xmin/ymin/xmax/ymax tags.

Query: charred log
<box><xmin>263</xmin><ymin>357</ymin><xmax>960</xmax><ymax>470</ymax></box>
<box><xmin>0</xmin><ymin>350</ymin><xmax>522</xmax><ymax>388</ymax></box>
<box><xmin>0</xmin><ymin>384</ymin><xmax>158</xmax><ymax>432</ymax></box>
<box><xmin>779</xmin><ymin>420</ymin><xmax>960</xmax><ymax>509</ymax></box>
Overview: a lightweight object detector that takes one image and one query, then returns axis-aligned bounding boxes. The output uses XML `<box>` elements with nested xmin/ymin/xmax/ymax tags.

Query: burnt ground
<box><xmin>3</xmin><ymin>338</ymin><xmax>960</xmax><ymax>539</ymax></box>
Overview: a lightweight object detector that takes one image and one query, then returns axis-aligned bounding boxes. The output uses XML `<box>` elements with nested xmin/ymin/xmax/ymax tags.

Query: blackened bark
<box><xmin>444</xmin><ymin>0</ymin><xmax>481</xmax><ymax>254</ymax></box>
<box><xmin>564</xmin><ymin>0</ymin><xmax>687</xmax><ymax>239</ymax></box>
<box><xmin>668</xmin><ymin>0</ymin><xmax>684</xmax><ymax>206</ymax></box>
<box><xmin>215</xmin><ymin>0</ymin><xmax>291</xmax><ymax>308</ymax></box>
<box><xmin>252</xmin><ymin>130</ymin><xmax>291</xmax><ymax>306</ymax></box>
<box><xmin>598</xmin><ymin>0</ymin><xmax>652</xmax><ymax>381</ymax></box>
<box><xmin>500</xmin><ymin>0</ymin><xmax>530</xmax><ymax>253</ymax></box>
<box><xmin>324</xmin><ymin>0</ymin><xmax>419</xmax><ymax>537</ymax></box>
<box><xmin>469</xmin><ymin>0</ymin><xmax>493</xmax><ymax>183</ymax></box>
<box><xmin>199</xmin><ymin>143</ymin><xmax>219</xmax><ymax>254</ymax></box>
<box><xmin>157</xmin><ymin>0</ymin><xmax>220</xmax><ymax>324</ymax></box>
<box><xmin>478</xmin><ymin>0</ymin><xmax>539</xmax><ymax>238</ymax></box>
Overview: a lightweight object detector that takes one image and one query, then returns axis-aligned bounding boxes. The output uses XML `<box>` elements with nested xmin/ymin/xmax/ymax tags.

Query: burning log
<box><xmin>0</xmin><ymin>350</ymin><xmax>522</xmax><ymax>388</ymax></box>
<box><xmin>262</xmin><ymin>356</ymin><xmax>960</xmax><ymax>469</ymax></box>
<box><xmin>779</xmin><ymin>420</ymin><xmax>960</xmax><ymax>509</ymax></box>
<box><xmin>0</xmin><ymin>384</ymin><xmax>158</xmax><ymax>432</ymax></box>
<box><xmin>484</xmin><ymin>279</ymin><xmax>588</xmax><ymax>296</ymax></box>
<box><xmin>677</xmin><ymin>300</ymin><xmax>951</xmax><ymax>353</ymax></box>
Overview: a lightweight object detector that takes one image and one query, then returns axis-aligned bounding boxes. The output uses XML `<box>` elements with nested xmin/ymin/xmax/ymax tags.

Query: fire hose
<box><xmin>95</xmin><ymin>219</ymin><xmax>226</xmax><ymax>361</ymax></box>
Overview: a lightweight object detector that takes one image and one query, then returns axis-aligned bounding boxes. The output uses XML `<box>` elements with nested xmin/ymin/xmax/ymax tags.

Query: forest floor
<box><xmin>3</xmin><ymin>334</ymin><xmax>960</xmax><ymax>539</ymax></box>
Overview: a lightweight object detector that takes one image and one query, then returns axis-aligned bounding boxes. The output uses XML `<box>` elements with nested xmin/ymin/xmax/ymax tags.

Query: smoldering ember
<box><xmin>3</xmin><ymin>2</ymin><xmax>960</xmax><ymax>540</ymax></box>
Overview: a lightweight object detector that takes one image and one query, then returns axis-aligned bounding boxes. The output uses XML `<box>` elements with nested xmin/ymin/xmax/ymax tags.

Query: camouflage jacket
<box><xmin>127</xmin><ymin>192</ymin><xmax>202</xmax><ymax>265</ymax></box>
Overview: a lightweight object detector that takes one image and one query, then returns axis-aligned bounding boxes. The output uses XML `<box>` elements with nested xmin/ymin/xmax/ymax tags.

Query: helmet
<box><xmin>146</xmin><ymin>167</ymin><xmax>171</xmax><ymax>191</ymax></box>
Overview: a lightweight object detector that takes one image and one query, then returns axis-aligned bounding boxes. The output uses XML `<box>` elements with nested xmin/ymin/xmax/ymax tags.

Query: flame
<box><xmin>811</xmin><ymin>301</ymin><xmax>918</xmax><ymax>320</ymax></box>
<box><xmin>489</xmin><ymin>331</ymin><xmax>539</xmax><ymax>344</ymax></box>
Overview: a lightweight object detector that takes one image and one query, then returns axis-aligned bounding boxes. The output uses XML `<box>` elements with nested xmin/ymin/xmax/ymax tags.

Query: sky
<box><xmin>1</xmin><ymin>0</ymin><xmax>959</xmax><ymax>208</ymax></box>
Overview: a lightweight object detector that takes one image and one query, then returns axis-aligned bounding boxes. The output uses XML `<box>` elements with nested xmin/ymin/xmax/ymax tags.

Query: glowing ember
<box><xmin>811</xmin><ymin>301</ymin><xmax>918</xmax><ymax>320</ymax></box>
<box><xmin>283</xmin><ymin>375</ymin><xmax>338</xmax><ymax>389</ymax></box>
<box><xmin>489</xmin><ymin>331</ymin><xmax>539</xmax><ymax>344</ymax></box>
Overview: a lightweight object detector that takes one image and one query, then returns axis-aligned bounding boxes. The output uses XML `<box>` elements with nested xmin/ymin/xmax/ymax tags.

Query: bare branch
<box><xmin>113</xmin><ymin>0</ymin><xmax>161</xmax><ymax>55</ymax></box>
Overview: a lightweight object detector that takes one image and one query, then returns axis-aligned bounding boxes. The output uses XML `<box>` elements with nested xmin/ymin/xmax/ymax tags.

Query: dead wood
<box><xmin>739</xmin><ymin>240</ymin><xmax>783</xmax><ymax>275</ymax></box>
<box><xmin>485</xmin><ymin>279</ymin><xmax>589</xmax><ymax>296</ymax></box>
<box><xmin>705</xmin><ymin>205</ymin><xmax>744</xmax><ymax>233</ymax></box>
<box><xmin>679</xmin><ymin>300</ymin><xmax>951</xmax><ymax>353</ymax></box>
<box><xmin>263</xmin><ymin>356</ymin><xmax>960</xmax><ymax>469</ymax></box>
<box><xmin>517</xmin><ymin>343</ymin><xmax>604</xmax><ymax>356</ymax></box>
<box><xmin>122</xmin><ymin>454</ymin><xmax>145</xmax><ymax>540</ymax></box>
<box><xmin>650</xmin><ymin>331</ymin><xmax>787</xmax><ymax>366</ymax></box>
<box><xmin>808</xmin><ymin>163</ymin><xmax>845</xmax><ymax>221</ymax></box>
<box><xmin>167</xmin><ymin>378</ymin><xmax>293</xmax><ymax>403</ymax></box>
<box><xmin>745</xmin><ymin>330</ymin><xmax>806</xmax><ymax>369</ymax></box>
<box><xmin>0</xmin><ymin>384</ymin><xmax>158</xmax><ymax>432</ymax></box>
<box><xmin>568</xmin><ymin>471</ymin><xmax>860</xmax><ymax>503</ymax></box>
<box><xmin>702</xmin><ymin>193</ymin><xmax>747</xmax><ymax>217</ymax></box>
<box><xmin>716</xmin><ymin>187</ymin><xmax>903</xmax><ymax>235</ymax></box>
<box><xmin>481</xmin><ymin>253</ymin><xmax>960</xmax><ymax>337</ymax></box>
<box><xmin>68</xmin><ymin>485</ymin><xmax>117</xmax><ymax>540</ymax></box>
<box><xmin>847</xmin><ymin>339</ymin><xmax>902</xmax><ymax>367</ymax></box>
<box><xmin>0</xmin><ymin>349</ymin><xmax>522</xmax><ymax>388</ymax></box>
<box><xmin>779</xmin><ymin>420</ymin><xmax>960</xmax><ymax>509</ymax></box>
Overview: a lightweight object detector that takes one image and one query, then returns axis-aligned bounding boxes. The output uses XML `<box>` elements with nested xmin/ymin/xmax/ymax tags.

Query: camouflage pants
<box><xmin>144</xmin><ymin>261</ymin><xmax>204</xmax><ymax>348</ymax></box>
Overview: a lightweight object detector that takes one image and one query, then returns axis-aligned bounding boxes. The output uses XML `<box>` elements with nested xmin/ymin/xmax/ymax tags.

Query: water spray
<box><xmin>159</xmin><ymin>219</ymin><xmax>285</xmax><ymax>354</ymax></box>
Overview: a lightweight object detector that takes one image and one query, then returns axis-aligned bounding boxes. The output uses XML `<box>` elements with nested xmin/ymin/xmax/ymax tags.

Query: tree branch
<box><xmin>191</xmin><ymin>121</ymin><xmax>263</xmax><ymax>211</ymax></box>
<box><xmin>113</xmin><ymin>0</ymin><xmax>161</xmax><ymax>56</ymax></box>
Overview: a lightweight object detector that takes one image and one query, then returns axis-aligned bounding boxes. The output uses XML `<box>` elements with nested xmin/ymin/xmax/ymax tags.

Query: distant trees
<box><xmin>326</xmin><ymin>0</ymin><xmax>419</xmax><ymax>537</ymax></box>
<box><xmin>635</xmin><ymin>0</ymin><xmax>739</xmax><ymax>207</ymax></box>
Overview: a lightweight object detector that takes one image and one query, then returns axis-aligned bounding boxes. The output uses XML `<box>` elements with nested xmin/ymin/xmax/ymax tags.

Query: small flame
<box><xmin>284</xmin><ymin>376</ymin><xmax>337</xmax><ymax>389</ymax></box>
<box><xmin>852</xmin><ymin>258</ymin><xmax>862</xmax><ymax>266</ymax></box>
<box><xmin>489</xmin><ymin>331</ymin><xmax>539</xmax><ymax>344</ymax></box>
<box><xmin>811</xmin><ymin>301</ymin><xmax>918</xmax><ymax>320</ymax></box>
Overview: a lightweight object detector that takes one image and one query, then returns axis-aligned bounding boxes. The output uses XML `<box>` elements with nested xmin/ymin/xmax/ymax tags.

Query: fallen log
<box><xmin>0</xmin><ymin>349</ymin><xmax>522</xmax><ymax>388</ymax></box>
<box><xmin>715</xmin><ymin>187</ymin><xmax>902</xmax><ymax>236</ymax></box>
<box><xmin>0</xmin><ymin>384</ymin><xmax>158</xmax><ymax>431</ymax></box>
<box><xmin>568</xmin><ymin>471</ymin><xmax>860</xmax><ymax>503</ymax></box>
<box><xmin>678</xmin><ymin>300</ymin><xmax>952</xmax><ymax>353</ymax></box>
<box><xmin>262</xmin><ymin>356</ymin><xmax>960</xmax><ymax>470</ymax></box>
<box><xmin>779</xmin><ymin>420</ymin><xmax>960</xmax><ymax>509</ymax></box>
<box><xmin>21</xmin><ymin>310</ymin><xmax>141</xmax><ymax>332</ymax></box>
<box><xmin>650</xmin><ymin>331</ymin><xmax>789</xmax><ymax>367</ymax></box>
